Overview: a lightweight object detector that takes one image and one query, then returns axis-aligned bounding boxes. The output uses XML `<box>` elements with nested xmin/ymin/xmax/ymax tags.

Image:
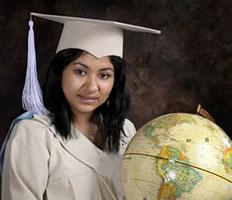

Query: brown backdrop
<box><xmin>1</xmin><ymin>0</ymin><xmax>232</xmax><ymax>148</ymax></box>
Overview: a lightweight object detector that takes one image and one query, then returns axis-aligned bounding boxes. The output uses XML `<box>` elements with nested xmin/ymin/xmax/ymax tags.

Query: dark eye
<box><xmin>75</xmin><ymin>70</ymin><xmax>86</xmax><ymax>76</ymax></box>
<box><xmin>99</xmin><ymin>73</ymin><xmax>110</xmax><ymax>79</ymax></box>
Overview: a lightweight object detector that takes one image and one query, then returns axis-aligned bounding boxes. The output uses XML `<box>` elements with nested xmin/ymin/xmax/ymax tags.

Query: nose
<box><xmin>85</xmin><ymin>76</ymin><xmax>99</xmax><ymax>93</ymax></box>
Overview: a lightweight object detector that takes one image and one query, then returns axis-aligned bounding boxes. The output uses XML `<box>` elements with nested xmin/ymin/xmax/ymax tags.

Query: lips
<box><xmin>79</xmin><ymin>95</ymin><xmax>98</xmax><ymax>104</ymax></box>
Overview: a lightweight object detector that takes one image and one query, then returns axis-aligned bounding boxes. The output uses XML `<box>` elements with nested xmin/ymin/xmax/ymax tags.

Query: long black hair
<box><xmin>43</xmin><ymin>48</ymin><xmax>130</xmax><ymax>152</ymax></box>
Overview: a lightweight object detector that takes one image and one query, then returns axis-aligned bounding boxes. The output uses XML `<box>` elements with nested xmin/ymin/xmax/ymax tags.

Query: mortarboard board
<box><xmin>22</xmin><ymin>12</ymin><xmax>161</xmax><ymax>114</ymax></box>
<box><xmin>31</xmin><ymin>12</ymin><xmax>161</xmax><ymax>58</ymax></box>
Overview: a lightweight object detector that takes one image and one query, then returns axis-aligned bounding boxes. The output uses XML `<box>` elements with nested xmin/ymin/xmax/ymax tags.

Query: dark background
<box><xmin>1</xmin><ymin>0</ymin><xmax>232</xmax><ymax>148</ymax></box>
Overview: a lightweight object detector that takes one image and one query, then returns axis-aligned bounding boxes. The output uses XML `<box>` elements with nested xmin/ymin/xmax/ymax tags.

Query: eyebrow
<box><xmin>74</xmin><ymin>62</ymin><xmax>114</xmax><ymax>72</ymax></box>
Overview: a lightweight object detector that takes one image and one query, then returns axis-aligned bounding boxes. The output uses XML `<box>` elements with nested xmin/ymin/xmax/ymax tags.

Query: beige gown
<box><xmin>1</xmin><ymin>114</ymin><xmax>136</xmax><ymax>200</ymax></box>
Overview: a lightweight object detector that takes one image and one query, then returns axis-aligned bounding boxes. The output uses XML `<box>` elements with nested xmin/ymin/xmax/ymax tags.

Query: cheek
<box><xmin>62</xmin><ymin>76</ymin><xmax>80</xmax><ymax>97</ymax></box>
<box><xmin>101</xmin><ymin>80</ymin><xmax>114</xmax><ymax>97</ymax></box>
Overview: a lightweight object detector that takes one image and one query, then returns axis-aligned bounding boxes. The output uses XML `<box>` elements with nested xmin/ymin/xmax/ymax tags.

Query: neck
<box><xmin>72</xmin><ymin>112</ymin><xmax>102</xmax><ymax>149</ymax></box>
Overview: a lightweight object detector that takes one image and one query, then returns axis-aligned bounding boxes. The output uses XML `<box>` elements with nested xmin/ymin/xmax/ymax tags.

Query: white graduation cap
<box><xmin>31</xmin><ymin>12</ymin><xmax>161</xmax><ymax>58</ymax></box>
<box><xmin>22</xmin><ymin>12</ymin><xmax>161</xmax><ymax>114</ymax></box>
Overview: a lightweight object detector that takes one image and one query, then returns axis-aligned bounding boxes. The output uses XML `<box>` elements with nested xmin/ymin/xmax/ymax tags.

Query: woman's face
<box><xmin>62</xmin><ymin>52</ymin><xmax>114</xmax><ymax>117</ymax></box>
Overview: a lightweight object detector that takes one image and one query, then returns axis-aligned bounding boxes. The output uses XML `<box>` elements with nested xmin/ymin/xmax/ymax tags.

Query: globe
<box><xmin>121</xmin><ymin>113</ymin><xmax>232</xmax><ymax>200</ymax></box>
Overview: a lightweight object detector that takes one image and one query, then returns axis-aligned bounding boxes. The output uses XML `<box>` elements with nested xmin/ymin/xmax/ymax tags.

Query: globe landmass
<box><xmin>121</xmin><ymin>113</ymin><xmax>232</xmax><ymax>200</ymax></box>
<box><xmin>156</xmin><ymin>146</ymin><xmax>202</xmax><ymax>199</ymax></box>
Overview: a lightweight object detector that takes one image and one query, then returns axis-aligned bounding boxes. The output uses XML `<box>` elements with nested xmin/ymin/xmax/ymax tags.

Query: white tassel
<box><xmin>22</xmin><ymin>19</ymin><xmax>48</xmax><ymax>114</ymax></box>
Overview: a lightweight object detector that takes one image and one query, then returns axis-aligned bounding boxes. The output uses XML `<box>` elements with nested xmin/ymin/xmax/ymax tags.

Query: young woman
<box><xmin>1</xmin><ymin>13</ymin><xmax>160</xmax><ymax>200</ymax></box>
<box><xmin>2</xmin><ymin>48</ymin><xmax>136</xmax><ymax>200</ymax></box>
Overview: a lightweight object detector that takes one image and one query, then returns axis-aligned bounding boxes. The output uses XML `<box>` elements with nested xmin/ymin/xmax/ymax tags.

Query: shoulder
<box><xmin>118</xmin><ymin>119</ymin><xmax>136</xmax><ymax>153</ymax></box>
<box><xmin>9</xmin><ymin>114</ymin><xmax>56</xmax><ymax>146</ymax></box>
<box><xmin>13</xmin><ymin>114</ymin><xmax>54</xmax><ymax>132</ymax></box>
<box><xmin>122</xmin><ymin>118</ymin><xmax>137</xmax><ymax>140</ymax></box>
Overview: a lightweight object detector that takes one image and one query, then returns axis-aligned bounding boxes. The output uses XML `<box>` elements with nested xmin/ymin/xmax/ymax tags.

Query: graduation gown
<box><xmin>1</xmin><ymin>114</ymin><xmax>136</xmax><ymax>200</ymax></box>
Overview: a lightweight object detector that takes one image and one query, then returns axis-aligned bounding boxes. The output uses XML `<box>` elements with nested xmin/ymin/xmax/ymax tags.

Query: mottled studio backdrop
<box><xmin>1</xmin><ymin>0</ymin><xmax>232</xmax><ymax>147</ymax></box>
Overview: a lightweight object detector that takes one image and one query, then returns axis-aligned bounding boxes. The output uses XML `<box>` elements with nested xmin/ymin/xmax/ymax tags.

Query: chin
<box><xmin>76</xmin><ymin>105</ymin><xmax>97</xmax><ymax>114</ymax></box>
